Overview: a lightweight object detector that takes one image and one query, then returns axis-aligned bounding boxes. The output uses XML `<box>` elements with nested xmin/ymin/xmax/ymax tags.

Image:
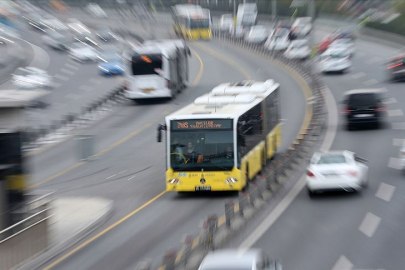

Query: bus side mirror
<box><xmin>157</xmin><ymin>124</ymin><xmax>166</xmax><ymax>143</ymax></box>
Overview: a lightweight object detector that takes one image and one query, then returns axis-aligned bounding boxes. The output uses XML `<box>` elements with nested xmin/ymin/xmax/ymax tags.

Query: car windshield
<box><xmin>170</xmin><ymin>120</ymin><xmax>234</xmax><ymax>171</ymax></box>
<box><xmin>329</xmin><ymin>51</ymin><xmax>347</xmax><ymax>59</ymax></box>
<box><xmin>348</xmin><ymin>93</ymin><xmax>378</xmax><ymax>106</ymax></box>
<box><xmin>317</xmin><ymin>155</ymin><xmax>347</xmax><ymax>164</ymax></box>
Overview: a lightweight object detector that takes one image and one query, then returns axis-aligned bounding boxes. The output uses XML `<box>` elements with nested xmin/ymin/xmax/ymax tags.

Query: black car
<box><xmin>387</xmin><ymin>56</ymin><xmax>405</xmax><ymax>81</ymax></box>
<box><xmin>341</xmin><ymin>89</ymin><xmax>386</xmax><ymax>129</ymax></box>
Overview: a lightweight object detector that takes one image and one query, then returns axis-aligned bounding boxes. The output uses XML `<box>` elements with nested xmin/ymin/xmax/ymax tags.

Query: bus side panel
<box><xmin>242</xmin><ymin>142</ymin><xmax>263</xmax><ymax>181</ymax></box>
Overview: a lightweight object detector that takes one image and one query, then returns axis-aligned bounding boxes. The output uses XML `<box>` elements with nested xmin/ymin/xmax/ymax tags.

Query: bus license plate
<box><xmin>195</xmin><ymin>186</ymin><xmax>211</xmax><ymax>191</ymax></box>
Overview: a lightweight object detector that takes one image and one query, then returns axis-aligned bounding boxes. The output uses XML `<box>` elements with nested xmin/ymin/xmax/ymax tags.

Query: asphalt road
<box><xmin>27</xmin><ymin>31</ymin><xmax>308</xmax><ymax>270</ymax></box>
<box><xmin>234</xmin><ymin>25</ymin><xmax>405</xmax><ymax>270</ymax></box>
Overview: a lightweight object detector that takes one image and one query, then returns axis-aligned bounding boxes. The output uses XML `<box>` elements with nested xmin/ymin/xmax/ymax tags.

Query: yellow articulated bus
<box><xmin>157</xmin><ymin>79</ymin><xmax>281</xmax><ymax>192</ymax></box>
<box><xmin>171</xmin><ymin>4</ymin><xmax>212</xmax><ymax>40</ymax></box>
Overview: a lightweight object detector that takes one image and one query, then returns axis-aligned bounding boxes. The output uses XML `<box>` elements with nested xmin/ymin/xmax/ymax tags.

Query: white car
<box><xmin>306</xmin><ymin>151</ymin><xmax>369</xmax><ymax>196</ymax></box>
<box><xmin>220</xmin><ymin>14</ymin><xmax>233</xmax><ymax>32</ymax></box>
<box><xmin>12</xmin><ymin>67</ymin><xmax>53</xmax><ymax>89</ymax></box>
<box><xmin>284</xmin><ymin>39</ymin><xmax>310</xmax><ymax>59</ymax></box>
<box><xmin>319</xmin><ymin>47</ymin><xmax>351</xmax><ymax>73</ymax></box>
<box><xmin>42</xmin><ymin>31</ymin><xmax>71</xmax><ymax>50</ymax></box>
<box><xmin>86</xmin><ymin>3</ymin><xmax>107</xmax><ymax>18</ymax></box>
<box><xmin>245</xmin><ymin>25</ymin><xmax>268</xmax><ymax>44</ymax></box>
<box><xmin>291</xmin><ymin>17</ymin><xmax>312</xmax><ymax>36</ymax></box>
<box><xmin>69</xmin><ymin>42</ymin><xmax>99</xmax><ymax>62</ymax></box>
<box><xmin>198</xmin><ymin>249</ymin><xmax>282</xmax><ymax>270</ymax></box>
<box><xmin>329</xmin><ymin>38</ymin><xmax>355</xmax><ymax>57</ymax></box>
<box><xmin>264</xmin><ymin>28</ymin><xmax>290</xmax><ymax>51</ymax></box>
<box><xmin>229</xmin><ymin>25</ymin><xmax>245</xmax><ymax>38</ymax></box>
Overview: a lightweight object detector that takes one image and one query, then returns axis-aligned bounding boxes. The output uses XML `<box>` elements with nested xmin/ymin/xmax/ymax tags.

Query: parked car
<box><xmin>284</xmin><ymin>39</ymin><xmax>310</xmax><ymax>60</ymax></box>
<box><xmin>318</xmin><ymin>27</ymin><xmax>357</xmax><ymax>53</ymax></box>
<box><xmin>12</xmin><ymin>67</ymin><xmax>53</xmax><ymax>89</ymax></box>
<box><xmin>307</xmin><ymin>150</ymin><xmax>369</xmax><ymax>196</ymax></box>
<box><xmin>264</xmin><ymin>28</ymin><xmax>290</xmax><ymax>51</ymax></box>
<box><xmin>198</xmin><ymin>249</ymin><xmax>282</xmax><ymax>270</ymax></box>
<box><xmin>341</xmin><ymin>89</ymin><xmax>386</xmax><ymax>129</ymax></box>
<box><xmin>329</xmin><ymin>38</ymin><xmax>355</xmax><ymax>57</ymax></box>
<box><xmin>292</xmin><ymin>17</ymin><xmax>312</xmax><ymax>36</ymax></box>
<box><xmin>319</xmin><ymin>47</ymin><xmax>351</xmax><ymax>73</ymax></box>
<box><xmin>245</xmin><ymin>25</ymin><xmax>268</xmax><ymax>44</ymax></box>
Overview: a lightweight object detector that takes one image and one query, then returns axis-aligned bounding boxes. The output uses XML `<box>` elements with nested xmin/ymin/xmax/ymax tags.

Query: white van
<box><xmin>237</xmin><ymin>3</ymin><xmax>257</xmax><ymax>27</ymax></box>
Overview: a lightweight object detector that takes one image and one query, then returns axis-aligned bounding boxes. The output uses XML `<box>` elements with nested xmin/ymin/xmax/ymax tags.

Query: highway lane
<box><xmin>1</xmin><ymin>16</ymin><xmax>124</xmax><ymax>128</ymax></box>
<box><xmin>234</xmin><ymin>26</ymin><xmax>405</xmax><ymax>270</ymax></box>
<box><xmin>30</xmin><ymin>39</ymin><xmax>309</xmax><ymax>270</ymax></box>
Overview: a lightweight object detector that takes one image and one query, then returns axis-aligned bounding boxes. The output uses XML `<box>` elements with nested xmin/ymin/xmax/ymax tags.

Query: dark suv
<box><xmin>341</xmin><ymin>89</ymin><xmax>386</xmax><ymax>129</ymax></box>
<box><xmin>387</xmin><ymin>56</ymin><xmax>405</xmax><ymax>81</ymax></box>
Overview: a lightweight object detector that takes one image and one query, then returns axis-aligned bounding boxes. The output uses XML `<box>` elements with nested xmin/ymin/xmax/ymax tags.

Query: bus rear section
<box><xmin>124</xmin><ymin>44</ymin><xmax>189</xmax><ymax>101</ymax></box>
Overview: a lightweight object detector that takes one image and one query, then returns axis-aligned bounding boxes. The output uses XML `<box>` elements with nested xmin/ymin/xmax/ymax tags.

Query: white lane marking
<box><xmin>392</xmin><ymin>138</ymin><xmax>404</xmax><ymax>147</ymax></box>
<box><xmin>117</xmin><ymin>170</ymin><xmax>127</xmax><ymax>175</ymax></box>
<box><xmin>358</xmin><ymin>212</ymin><xmax>381</xmax><ymax>238</ymax></box>
<box><xmin>64</xmin><ymin>63</ymin><xmax>79</xmax><ymax>70</ymax></box>
<box><xmin>127</xmin><ymin>175</ymin><xmax>136</xmax><ymax>181</ymax></box>
<box><xmin>331</xmin><ymin>255</ymin><xmax>353</xmax><ymax>270</ymax></box>
<box><xmin>89</xmin><ymin>78</ymin><xmax>102</xmax><ymax>85</ymax></box>
<box><xmin>363</xmin><ymin>79</ymin><xmax>379</xmax><ymax>86</ymax></box>
<box><xmin>375</xmin><ymin>183</ymin><xmax>396</xmax><ymax>202</ymax></box>
<box><xmin>65</xmin><ymin>93</ymin><xmax>81</xmax><ymax>100</ymax></box>
<box><xmin>388</xmin><ymin>157</ymin><xmax>402</xmax><ymax>170</ymax></box>
<box><xmin>61</xmin><ymin>68</ymin><xmax>75</xmax><ymax>75</ymax></box>
<box><xmin>351</xmin><ymin>72</ymin><xmax>366</xmax><ymax>79</ymax></box>
<box><xmin>79</xmin><ymin>85</ymin><xmax>94</xmax><ymax>92</ymax></box>
<box><xmin>239</xmin><ymin>86</ymin><xmax>338</xmax><ymax>250</ymax></box>
<box><xmin>106</xmin><ymin>174</ymin><xmax>117</xmax><ymax>179</ymax></box>
<box><xmin>392</xmin><ymin>122</ymin><xmax>405</xmax><ymax>130</ymax></box>
<box><xmin>54</xmin><ymin>74</ymin><xmax>69</xmax><ymax>81</ymax></box>
<box><xmin>366</xmin><ymin>56</ymin><xmax>382</xmax><ymax>65</ymax></box>
<box><xmin>383</xmin><ymin>97</ymin><xmax>397</xmax><ymax>105</ymax></box>
<box><xmin>387</xmin><ymin>109</ymin><xmax>404</xmax><ymax>117</ymax></box>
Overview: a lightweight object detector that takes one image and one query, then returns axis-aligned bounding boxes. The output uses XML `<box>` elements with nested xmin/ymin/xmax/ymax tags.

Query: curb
<box><xmin>18</xmin><ymin>199</ymin><xmax>114</xmax><ymax>270</ymax></box>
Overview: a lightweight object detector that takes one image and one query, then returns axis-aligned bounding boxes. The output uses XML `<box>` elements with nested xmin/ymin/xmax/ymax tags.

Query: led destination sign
<box><xmin>171</xmin><ymin>119</ymin><xmax>232</xmax><ymax>130</ymax></box>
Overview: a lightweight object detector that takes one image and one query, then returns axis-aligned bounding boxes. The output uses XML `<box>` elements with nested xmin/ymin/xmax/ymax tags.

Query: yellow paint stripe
<box><xmin>192</xmin><ymin>42</ymin><xmax>252</xmax><ymax>80</ymax></box>
<box><xmin>44</xmin><ymin>191</ymin><xmax>167</xmax><ymax>270</ymax></box>
<box><xmin>190</xmin><ymin>47</ymin><xmax>204</xmax><ymax>87</ymax></box>
<box><xmin>192</xmin><ymin>235</ymin><xmax>200</xmax><ymax>249</ymax></box>
<box><xmin>174</xmin><ymin>248</ymin><xmax>184</xmax><ymax>264</ymax></box>
<box><xmin>218</xmin><ymin>215</ymin><xmax>226</xmax><ymax>227</ymax></box>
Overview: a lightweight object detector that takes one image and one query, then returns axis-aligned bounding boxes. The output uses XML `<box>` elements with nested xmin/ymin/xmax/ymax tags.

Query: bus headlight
<box><xmin>226</xmin><ymin>177</ymin><xmax>238</xmax><ymax>184</ymax></box>
<box><xmin>168</xmin><ymin>178</ymin><xmax>180</xmax><ymax>184</ymax></box>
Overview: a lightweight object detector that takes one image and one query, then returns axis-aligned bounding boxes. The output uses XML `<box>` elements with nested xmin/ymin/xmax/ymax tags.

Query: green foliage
<box><xmin>366</xmin><ymin>15</ymin><xmax>405</xmax><ymax>37</ymax></box>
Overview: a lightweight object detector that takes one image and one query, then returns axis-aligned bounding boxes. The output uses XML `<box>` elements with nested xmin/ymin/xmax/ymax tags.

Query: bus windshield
<box><xmin>170</xmin><ymin>120</ymin><xmax>234</xmax><ymax>171</ymax></box>
<box><xmin>189</xmin><ymin>18</ymin><xmax>210</xmax><ymax>29</ymax></box>
<box><xmin>132</xmin><ymin>54</ymin><xmax>162</xmax><ymax>76</ymax></box>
